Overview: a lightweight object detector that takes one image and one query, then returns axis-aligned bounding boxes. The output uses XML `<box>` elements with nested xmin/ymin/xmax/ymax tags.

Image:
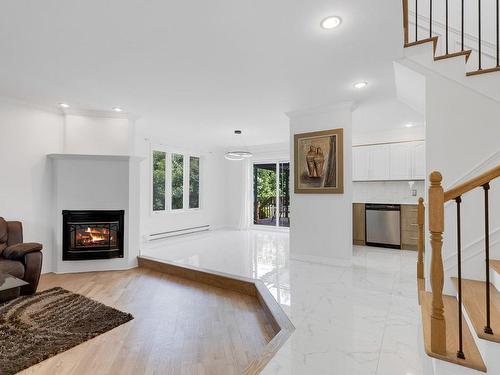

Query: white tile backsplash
<box><xmin>353</xmin><ymin>180</ymin><xmax>425</xmax><ymax>204</ymax></box>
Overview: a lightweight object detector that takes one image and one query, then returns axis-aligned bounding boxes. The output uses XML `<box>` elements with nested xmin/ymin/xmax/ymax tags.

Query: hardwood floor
<box><xmin>18</xmin><ymin>268</ymin><xmax>274</xmax><ymax>375</ymax></box>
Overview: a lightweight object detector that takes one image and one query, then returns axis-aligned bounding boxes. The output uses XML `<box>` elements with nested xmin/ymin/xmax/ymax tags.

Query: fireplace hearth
<box><xmin>62</xmin><ymin>210</ymin><xmax>124</xmax><ymax>261</ymax></box>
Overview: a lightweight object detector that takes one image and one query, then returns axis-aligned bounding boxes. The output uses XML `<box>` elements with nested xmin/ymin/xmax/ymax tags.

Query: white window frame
<box><xmin>150</xmin><ymin>143</ymin><xmax>202</xmax><ymax>215</ymax></box>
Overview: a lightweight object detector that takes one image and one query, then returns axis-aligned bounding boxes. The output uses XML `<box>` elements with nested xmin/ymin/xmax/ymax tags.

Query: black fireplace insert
<box><xmin>62</xmin><ymin>210</ymin><xmax>124</xmax><ymax>261</ymax></box>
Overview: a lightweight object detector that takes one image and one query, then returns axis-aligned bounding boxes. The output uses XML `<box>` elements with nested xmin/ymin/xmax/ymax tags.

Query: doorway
<box><xmin>253</xmin><ymin>162</ymin><xmax>290</xmax><ymax>228</ymax></box>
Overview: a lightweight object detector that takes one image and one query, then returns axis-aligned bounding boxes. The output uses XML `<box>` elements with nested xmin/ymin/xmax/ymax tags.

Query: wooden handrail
<box><xmin>428</xmin><ymin>171</ymin><xmax>447</xmax><ymax>354</ymax></box>
<box><xmin>402</xmin><ymin>0</ymin><xmax>409</xmax><ymax>44</ymax></box>
<box><xmin>444</xmin><ymin>165</ymin><xmax>500</xmax><ymax>202</ymax></box>
<box><xmin>417</xmin><ymin>197</ymin><xmax>425</xmax><ymax>280</ymax></box>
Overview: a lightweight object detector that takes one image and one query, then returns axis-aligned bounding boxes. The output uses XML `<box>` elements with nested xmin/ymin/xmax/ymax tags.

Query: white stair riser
<box><xmin>457</xmin><ymin>289</ymin><xmax>500</xmax><ymax>374</ymax></box>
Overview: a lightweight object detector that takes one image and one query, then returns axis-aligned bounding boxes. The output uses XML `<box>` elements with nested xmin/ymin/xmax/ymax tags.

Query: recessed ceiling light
<box><xmin>404</xmin><ymin>123</ymin><xmax>415</xmax><ymax>128</ymax></box>
<box><xmin>112</xmin><ymin>107</ymin><xmax>123</xmax><ymax>112</ymax></box>
<box><xmin>59</xmin><ymin>103</ymin><xmax>70</xmax><ymax>109</ymax></box>
<box><xmin>353</xmin><ymin>81</ymin><xmax>368</xmax><ymax>89</ymax></box>
<box><xmin>321</xmin><ymin>16</ymin><xmax>342</xmax><ymax>30</ymax></box>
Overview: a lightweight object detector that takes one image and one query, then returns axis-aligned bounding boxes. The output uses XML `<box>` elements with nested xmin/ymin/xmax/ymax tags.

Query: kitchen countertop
<box><xmin>353</xmin><ymin>200</ymin><xmax>419</xmax><ymax>205</ymax></box>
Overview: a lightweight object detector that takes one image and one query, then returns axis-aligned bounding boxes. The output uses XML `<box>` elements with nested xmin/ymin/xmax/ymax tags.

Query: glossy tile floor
<box><xmin>142</xmin><ymin>229</ymin><xmax>425</xmax><ymax>375</ymax></box>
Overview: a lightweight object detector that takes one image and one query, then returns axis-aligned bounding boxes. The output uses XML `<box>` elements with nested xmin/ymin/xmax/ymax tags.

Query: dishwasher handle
<box><xmin>365</xmin><ymin>204</ymin><xmax>401</xmax><ymax>211</ymax></box>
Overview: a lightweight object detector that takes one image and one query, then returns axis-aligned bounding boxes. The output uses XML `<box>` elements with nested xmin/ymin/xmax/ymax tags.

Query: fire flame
<box><xmin>85</xmin><ymin>227</ymin><xmax>108</xmax><ymax>242</ymax></box>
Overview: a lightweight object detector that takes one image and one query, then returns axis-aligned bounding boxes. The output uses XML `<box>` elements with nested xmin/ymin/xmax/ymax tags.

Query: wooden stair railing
<box><xmin>402</xmin><ymin>0</ymin><xmax>500</xmax><ymax>76</ymax></box>
<box><xmin>428</xmin><ymin>165</ymin><xmax>500</xmax><ymax>360</ymax></box>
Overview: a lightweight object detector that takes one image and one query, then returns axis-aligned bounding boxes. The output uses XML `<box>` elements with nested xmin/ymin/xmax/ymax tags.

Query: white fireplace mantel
<box><xmin>47</xmin><ymin>153</ymin><xmax>143</xmax><ymax>273</ymax></box>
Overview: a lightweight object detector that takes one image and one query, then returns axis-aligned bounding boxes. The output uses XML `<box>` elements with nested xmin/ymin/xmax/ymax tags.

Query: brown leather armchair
<box><xmin>0</xmin><ymin>217</ymin><xmax>43</xmax><ymax>302</ymax></box>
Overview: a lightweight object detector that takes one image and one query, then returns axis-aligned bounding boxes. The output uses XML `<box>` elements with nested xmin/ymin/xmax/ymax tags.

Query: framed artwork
<box><xmin>294</xmin><ymin>128</ymin><xmax>344</xmax><ymax>194</ymax></box>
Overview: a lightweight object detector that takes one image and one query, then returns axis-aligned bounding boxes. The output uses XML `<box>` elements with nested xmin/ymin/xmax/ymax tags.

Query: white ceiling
<box><xmin>0</xmin><ymin>0</ymin><xmax>404</xmax><ymax>148</ymax></box>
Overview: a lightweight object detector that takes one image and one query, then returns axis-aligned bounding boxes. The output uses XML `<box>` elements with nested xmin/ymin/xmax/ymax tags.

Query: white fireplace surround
<box><xmin>48</xmin><ymin>154</ymin><xmax>143</xmax><ymax>274</ymax></box>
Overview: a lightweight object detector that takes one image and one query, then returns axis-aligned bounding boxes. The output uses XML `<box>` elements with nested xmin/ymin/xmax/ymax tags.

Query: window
<box><xmin>152</xmin><ymin>151</ymin><xmax>166</xmax><ymax>211</ymax></box>
<box><xmin>189</xmin><ymin>156</ymin><xmax>200</xmax><ymax>208</ymax></box>
<box><xmin>152</xmin><ymin>149</ymin><xmax>201</xmax><ymax>212</ymax></box>
<box><xmin>171</xmin><ymin>154</ymin><xmax>184</xmax><ymax>210</ymax></box>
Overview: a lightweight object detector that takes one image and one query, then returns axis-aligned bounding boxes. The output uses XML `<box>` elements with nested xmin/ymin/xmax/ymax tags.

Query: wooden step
<box><xmin>420</xmin><ymin>292</ymin><xmax>487</xmax><ymax>372</ymax></box>
<box><xmin>452</xmin><ymin>277</ymin><xmax>500</xmax><ymax>343</ymax></box>
<box><xmin>466</xmin><ymin>66</ymin><xmax>500</xmax><ymax>77</ymax></box>
<box><xmin>404</xmin><ymin>36</ymin><xmax>438</xmax><ymax>53</ymax></box>
<box><xmin>490</xmin><ymin>259</ymin><xmax>500</xmax><ymax>275</ymax></box>
<box><xmin>434</xmin><ymin>50</ymin><xmax>472</xmax><ymax>63</ymax></box>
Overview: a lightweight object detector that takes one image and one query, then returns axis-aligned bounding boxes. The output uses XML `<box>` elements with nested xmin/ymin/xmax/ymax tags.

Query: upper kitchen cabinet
<box><xmin>352</xmin><ymin>140</ymin><xmax>425</xmax><ymax>181</ymax></box>
<box><xmin>412</xmin><ymin>141</ymin><xmax>426</xmax><ymax>179</ymax></box>
<box><xmin>389</xmin><ymin>143</ymin><xmax>412</xmax><ymax>180</ymax></box>
<box><xmin>352</xmin><ymin>146</ymin><xmax>371</xmax><ymax>181</ymax></box>
<box><xmin>369</xmin><ymin>144</ymin><xmax>391</xmax><ymax>180</ymax></box>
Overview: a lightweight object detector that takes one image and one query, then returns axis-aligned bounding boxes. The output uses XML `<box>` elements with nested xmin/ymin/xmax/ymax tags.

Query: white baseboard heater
<box><xmin>148</xmin><ymin>225</ymin><xmax>210</xmax><ymax>241</ymax></box>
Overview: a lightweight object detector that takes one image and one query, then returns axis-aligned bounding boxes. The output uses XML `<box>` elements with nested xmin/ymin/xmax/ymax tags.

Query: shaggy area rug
<box><xmin>0</xmin><ymin>287</ymin><xmax>133</xmax><ymax>375</ymax></box>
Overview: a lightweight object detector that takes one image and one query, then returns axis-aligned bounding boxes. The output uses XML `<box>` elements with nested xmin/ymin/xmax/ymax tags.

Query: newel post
<box><xmin>429</xmin><ymin>171</ymin><xmax>446</xmax><ymax>354</ymax></box>
<box><xmin>417</xmin><ymin>197</ymin><xmax>425</xmax><ymax>280</ymax></box>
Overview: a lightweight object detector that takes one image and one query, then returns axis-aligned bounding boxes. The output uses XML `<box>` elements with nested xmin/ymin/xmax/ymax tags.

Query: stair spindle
<box><xmin>497</xmin><ymin>0</ymin><xmax>499</xmax><ymax>66</ymax></box>
<box><xmin>430</xmin><ymin>0</ymin><xmax>433</xmax><ymax>38</ymax></box>
<box><xmin>479</xmin><ymin>0</ymin><xmax>482</xmax><ymax>70</ymax></box>
<box><xmin>446</xmin><ymin>0</ymin><xmax>449</xmax><ymax>54</ymax></box>
<box><xmin>461</xmin><ymin>0</ymin><xmax>464</xmax><ymax>51</ymax></box>
<box><xmin>415</xmin><ymin>0</ymin><xmax>418</xmax><ymax>42</ymax></box>
<box><xmin>456</xmin><ymin>196</ymin><xmax>465</xmax><ymax>359</ymax></box>
<box><xmin>483</xmin><ymin>183</ymin><xmax>493</xmax><ymax>335</ymax></box>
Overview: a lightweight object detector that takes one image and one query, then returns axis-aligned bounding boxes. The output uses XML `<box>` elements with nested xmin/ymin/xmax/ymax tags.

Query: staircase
<box><xmin>402</xmin><ymin>0</ymin><xmax>500</xmax><ymax>76</ymax></box>
<box><xmin>416</xmin><ymin>165</ymin><xmax>500</xmax><ymax>373</ymax></box>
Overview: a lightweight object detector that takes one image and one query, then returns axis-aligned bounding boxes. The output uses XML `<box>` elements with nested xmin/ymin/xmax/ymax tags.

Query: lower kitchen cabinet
<box><xmin>401</xmin><ymin>204</ymin><xmax>418</xmax><ymax>250</ymax></box>
<box><xmin>353</xmin><ymin>203</ymin><xmax>366</xmax><ymax>245</ymax></box>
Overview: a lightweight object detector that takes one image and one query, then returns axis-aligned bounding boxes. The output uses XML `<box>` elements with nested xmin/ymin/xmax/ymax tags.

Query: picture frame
<box><xmin>293</xmin><ymin>128</ymin><xmax>344</xmax><ymax>194</ymax></box>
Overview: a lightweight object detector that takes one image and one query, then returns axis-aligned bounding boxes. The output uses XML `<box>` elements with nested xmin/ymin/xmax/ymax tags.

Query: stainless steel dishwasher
<box><xmin>365</xmin><ymin>204</ymin><xmax>401</xmax><ymax>249</ymax></box>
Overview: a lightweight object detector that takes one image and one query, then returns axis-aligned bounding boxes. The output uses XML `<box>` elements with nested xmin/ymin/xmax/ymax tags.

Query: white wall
<box><xmin>0</xmin><ymin>99</ymin><xmax>64</xmax><ymax>272</ymax></box>
<box><xmin>64</xmin><ymin>114</ymin><xmax>131</xmax><ymax>155</ymax></box>
<box><xmin>288</xmin><ymin>103</ymin><xmax>353</xmax><ymax>265</ymax></box>
<box><xmin>425</xmin><ymin>66</ymin><xmax>500</xmax><ymax>293</ymax></box>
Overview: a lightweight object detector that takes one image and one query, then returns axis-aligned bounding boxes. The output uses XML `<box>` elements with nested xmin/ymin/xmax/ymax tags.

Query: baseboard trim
<box><xmin>290</xmin><ymin>253</ymin><xmax>352</xmax><ymax>267</ymax></box>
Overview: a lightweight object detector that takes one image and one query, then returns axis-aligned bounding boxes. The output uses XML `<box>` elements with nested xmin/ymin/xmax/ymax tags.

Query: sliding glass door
<box><xmin>253</xmin><ymin>162</ymin><xmax>290</xmax><ymax>228</ymax></box>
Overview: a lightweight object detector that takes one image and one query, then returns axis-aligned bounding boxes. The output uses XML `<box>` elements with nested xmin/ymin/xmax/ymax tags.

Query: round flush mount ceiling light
<box><xmin>59</xmin><ymin>103</ymin><xmax>70</xmax><ymax>109</ymax></box>
<box><xmin>321</xmin><ymin>16</ymin><xmax>342</xmax><ymax>30</ymax></box>
<box><xmin>112</xmin><ymin>107</ymin><xmax>123</xmax><ymax>112</ymax></box>
<box><xmin>224</xmin><ymin>130</ymin><xmax>253</xmax><ymax>161</ymax></box>
<box><xmin>224</xmin><ymin>151</ymin><xmax>253</xmax><ymax>161</ymax></box>
<box><xmin>404</xmin><ymin>122</ymin><xmax>415</xmax><ymax>128</ymax></box>
<box><xmin>353</xmin><ymin>81</ymin><xmax>368</xmax><ymax>89</ymax></box>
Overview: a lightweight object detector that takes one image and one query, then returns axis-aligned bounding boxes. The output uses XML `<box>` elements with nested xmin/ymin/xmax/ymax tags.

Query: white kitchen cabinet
<box><xmin>369</xmin><ymin>144</ymin><xmax>390</xmax><ymax>180</ymax></box>
<box><xmin>389</xmin><ymin>143</ymin><xmax>412</xmax><ymax>180</ymax></box>
<box><xmin>352</xmin><ymin>146</ymin><xmax>370</xmax><ymax>181</ymax></box>
<box><xmin>412</xmin><ymin>141</ymin><xmax>426</xmax><ymax>180</ymax></box>
<box><xmin>352</xmin><ymin>140</ymin><xmax>425</xmax><ymax>181</ymax></box>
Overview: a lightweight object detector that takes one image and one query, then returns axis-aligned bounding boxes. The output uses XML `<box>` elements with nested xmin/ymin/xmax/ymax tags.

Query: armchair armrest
<box><xmin>3</xmin><ymin>242</ymin><xmax>43</xmax><ymax>260</ymax></box>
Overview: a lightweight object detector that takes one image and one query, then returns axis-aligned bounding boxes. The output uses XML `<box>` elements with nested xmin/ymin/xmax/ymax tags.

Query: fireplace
<box><xmin>62</xmin><ymin>210</ymin><xmax>124</xmax><ymax>261</ymax></box>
